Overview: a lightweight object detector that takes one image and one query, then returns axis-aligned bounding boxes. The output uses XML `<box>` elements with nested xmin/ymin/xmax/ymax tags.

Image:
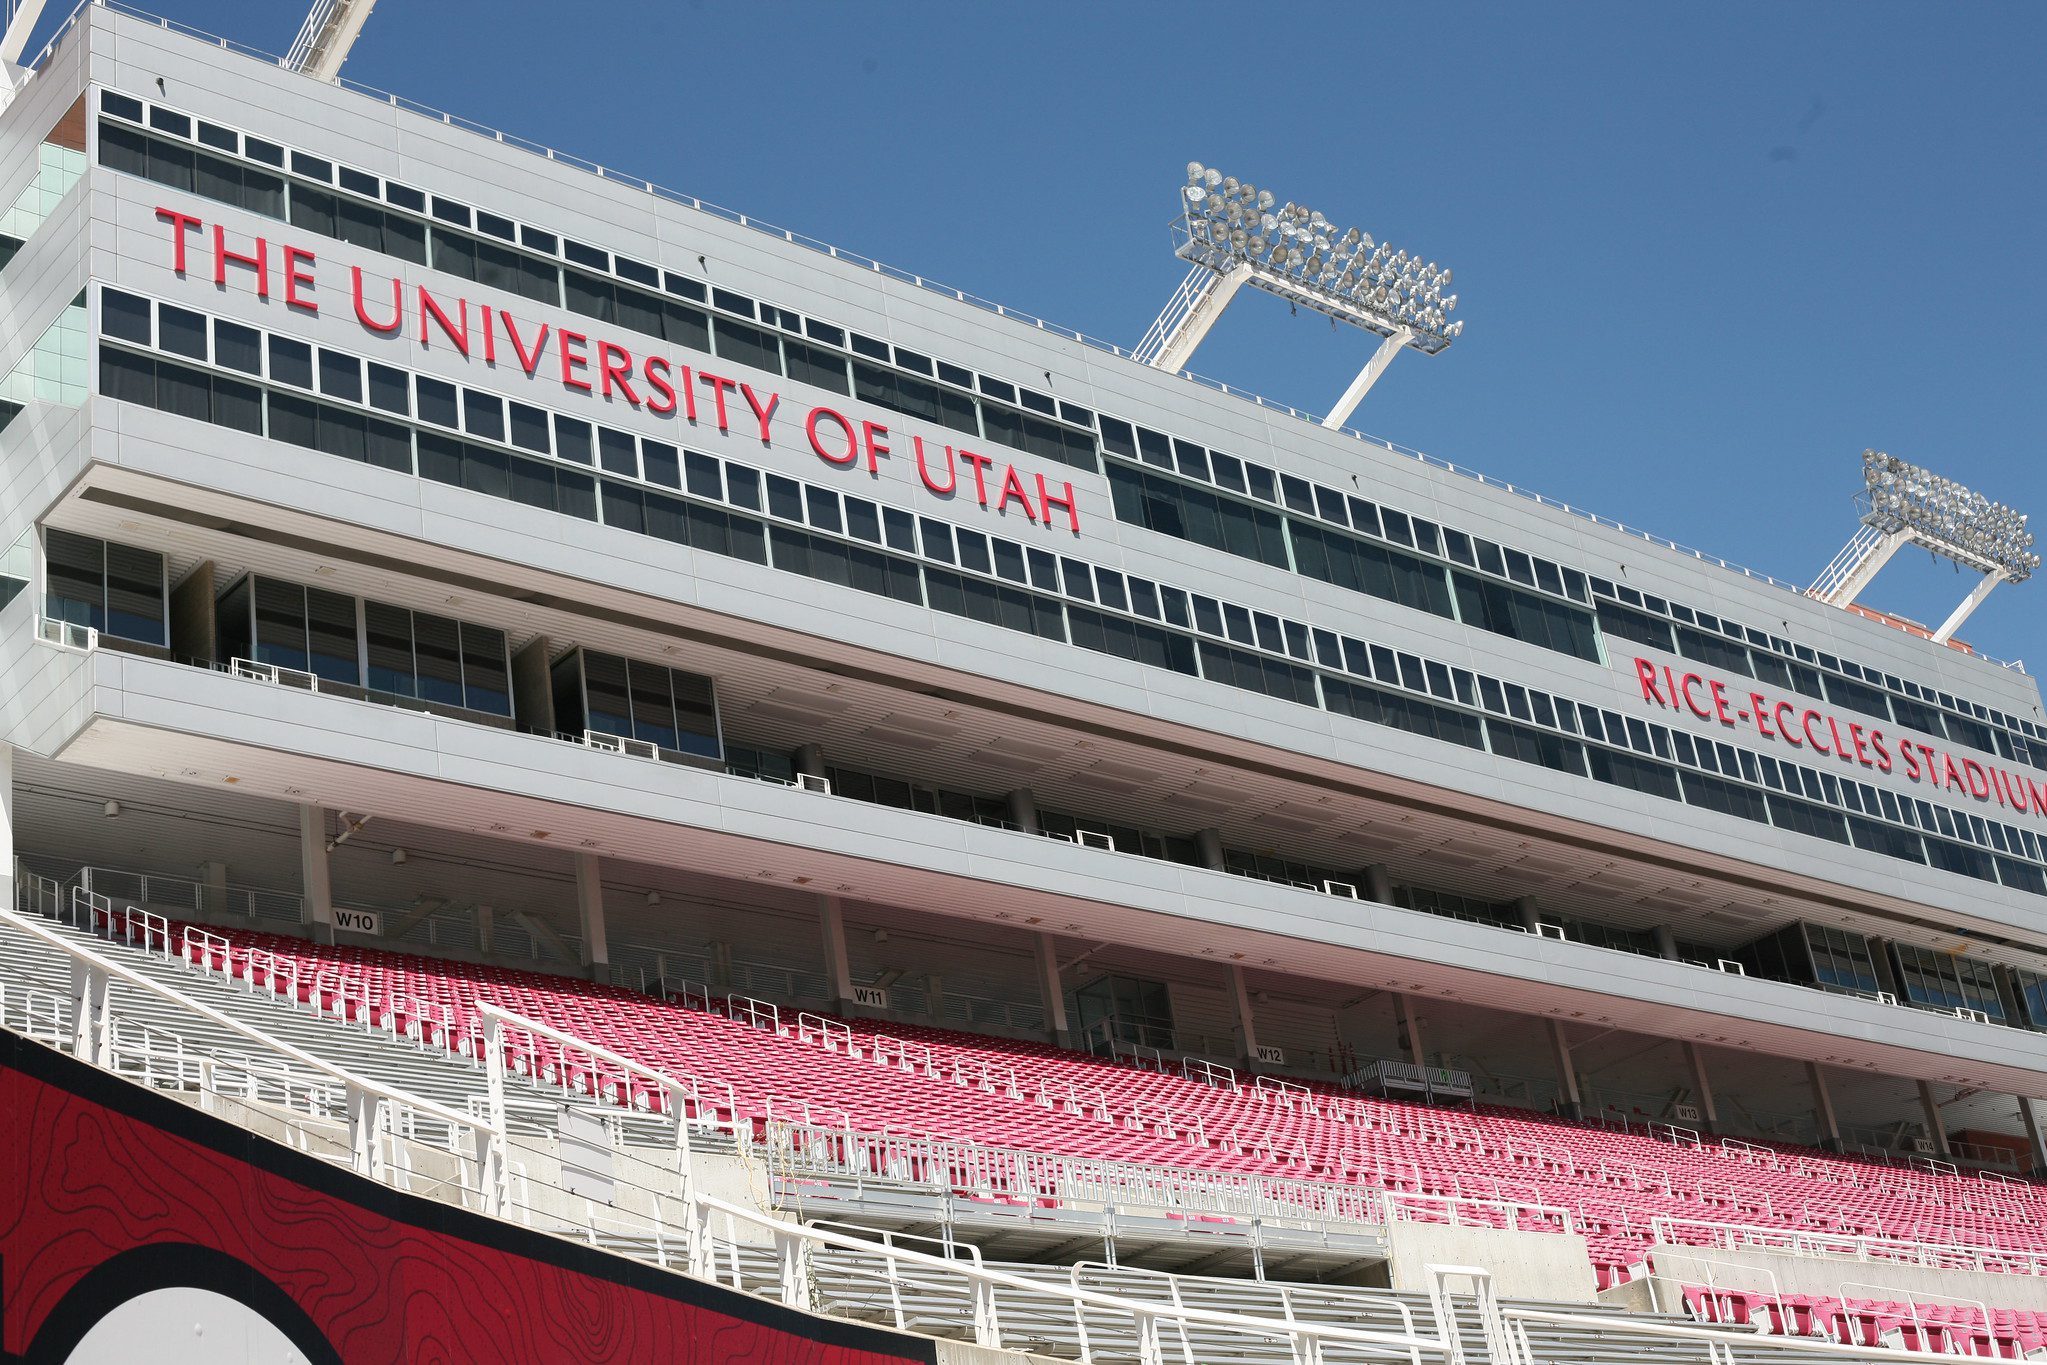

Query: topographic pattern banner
<box><xmin>0</xmin><ymin>1030</ymin><xmax>935</xmax><ymax>1364</ymax></box>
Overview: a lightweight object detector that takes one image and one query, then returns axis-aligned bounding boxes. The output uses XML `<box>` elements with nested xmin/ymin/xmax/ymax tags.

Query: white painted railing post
<box><xmin>345</xmin><ymin>1081</ymin><xmax>381</xmax><ymax>1181</ymax></box>
<box><xmin>68</xmin><ymin>957</ymin><xmax>110</xmax><ymax>1067</ymax></box>
<box><xmin>479</xmin><ymin>1014</ymin><xmax>507</xmax><ymax>1217</ymax></box>
<box><xmin>971</xmin><ymin>1278</ymin><xmax>1003</xmax><ymax>1349</ymax></box>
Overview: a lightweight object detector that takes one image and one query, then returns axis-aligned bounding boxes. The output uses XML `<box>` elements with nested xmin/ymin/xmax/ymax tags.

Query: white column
<box><xmin>1034</xmin><ymin>933</ymin><xmax>1070</xmax><ymax>1046</ymax></box>
<box><xmin>0</xmin><ymin>744</ymin><xmax>13</xmax><ymax>911</ymax></box>
<box><xmin>1918</xmin><ymin>1080</ymin><xmax>1952</xmax><ymax>1157</ymax></box>
<box><xmin>476</xmin><ymin>904</ymin><xmax>494</xmax><ymax>957</ymax></box>
<box><xmin>1515</xmin><ymin>896</ymin><xmax>1541</xmax><ymax>933</ymax></box>
<box><xmin>1683</xmin><ymin>1042</ymin><xmax>1718</xmax><ymax>1132</ymax></box>
<box><xmin>1228</xmin><ymin>964</ymin><xmax>1261</xmax><ymax>1066</ymax></box>
<box><xmin>818</xmin><ymin>895</ymin><xmax>855</xmax><ymax>1010</ymax></box>
<box><xmin>1654</xmin><ymin>925</ymin><xmax>1680</xmax><ymax>961</ymax></box>
<box><xmin>1808</xmin><ymin>1062</ymin><xmax>1842</xmax><ymax>1150</ymax></box>
<box><xmin>1393</xmin><ymin>993</ymin><xmax>1426</xmax><ymax>1067</ymax></box>
<box><xmin>198</xmin><ymin>860</ymin><xmax>228</xmax><ymax>919</ymax></box>
<box><xmin>1195</xmin><ymin>828</ymin><xmax>1226</xmax><ymax>871</ymax></box>
<box><xmin>1548</xmin><ymin>1020</ymin><xmax>1582</xmax><ymax>1120</ymax></box>
<box><xmin>574</xmin><ymin>852</ymin><xmax>608</xmax><ymax>982</ymax></box>
<box><xmin>2019</xmin><ymin>1097</ymin><xmax>2047</xmax><ymax>1177</ymax></box>
<box><xmin>299</xmin><ymin>805</ymin><xmax>334</xmax><ymax>944</ymax></box>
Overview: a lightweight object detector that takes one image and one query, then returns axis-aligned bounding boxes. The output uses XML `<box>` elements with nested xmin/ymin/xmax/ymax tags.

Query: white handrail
<box><xmin>1504</xmin><ymin>1305</ymin><xmax>1993</xmax><ymax>1365</ymax></box>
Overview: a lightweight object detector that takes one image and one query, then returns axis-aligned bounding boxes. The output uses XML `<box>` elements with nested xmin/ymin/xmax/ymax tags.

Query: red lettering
<box><xmin>1775</xmin><ymin>701</ymin><xmax>1801</xmax><ymax>745</ymax></box>
<box><xmin>479</xmin><ymin>304</ymin><xmax>496</xmax><ymax>363</ymax></box>
<box><xmin>1678</xmin><ymin>673</ymin><xmax>1712</xmax><ymax>720</ymax></box>
<box><xmin>1664</xmin><ymin>666</ymin><xmax>1680</xmax><ymax>711</ymax></box>
<box><xmin>1634</xmin><ymin>658</ymin><xmax>1667</xmax><ymax>706</ymax></box>
<box><xmin>597</xmin><ymin>340</ymin><xmax>640</xmax><ymax>404</ymax></box>
<box><xmin>675</xmin><ymin>365</ymin><xmax>697</xmax><ymax>421</ymax></box>
<box><xmin>558</xmin><ymin>329</ymin><xmax>591</xmax><ymax>391</ymax></box>
<box><xmin>916</xmin><ymin>437</ymin><xmax>957</xmax><ymax>495</ymax></box>
<box><xmin>417</xmin><ymin>287</ymin><xmax>469</xmax><ymax>357</ymax></box>
<box><xmin>1870</xmin><ymin>731</ymin><xmax>1892</xmax><ymax>773</ymax></box>
<box><xmin>2012</xmin><ymin>774</ymin><xmax>2034</xmax><ymax>814</ymax></box>
<box><xmin>500</xmin><ymin>312</ymin><xmax>550</xmax><ymax>376</ymax></box>
<box><xmin>211</xmin><ymin>224</ymin><xmax>268</xmax><ymax>298</ymax></box>
<box><xmin>698</xmin><ymin>372</ymin><xmax>736</xmax><ymax>431</ymax></box>
<box><xmin>959</xmin><ymin>450</ymin><xmax>995</xmax><ymax>506</ymax></box>
<box><xmin>1709</xmin><ymin>679</ymin><xmax>1735</xmax><ymax>726</ymax></box>
<box><xmin>1849</xmin><ymin>723</ymin><xmax>1871</xmax><ymax>766</ymax></box>
<box><xmin>1901</xmin><ymin>744</ymin><xmax>1923</xmax><ymax>781</ymax></box>
<box><xmin>643</xmin><ymin>356</ymin><xmax>677</xmax><ymax>415</ymax></box>
<box><xmin>1962</xmin><ymin>758</ymin><xmax>1991</xmax><ymax>801</ymax></box>
<box><xmin>1825</xmin><ymin>716</ymin><xmax>1851</xmax><ymax>764</ymax></box>
<box><xmin>1036</xmin><ymin>474</ymin><xmax>1080</xmax><ymax>532</ymax></box>
<box><xmin>807</xmin><ymin>406</ymin><xmax>858</xmax><ymax>465</ymax></box>
<box><xmin>1800</xmin><ymin>710</ymin><xmax>1829</xmax><ymax>754</ymax></box>
<box><xmin>1750</xmin><ymin>694</ymin><xmax>1775</xmax><ymax>738</ymax></box>
<box><xmin>1940</xmin><ymin>752</ymin><xmax>1963</xmax><ymax>790</ymax></box>
<box><xmin>859</xmin><ymin>420</ymin><xmax>888</xmax><ymax>473</ymax></box>
<box><xmin>351</xmin><ymin>267</ymin><xmax>402</xmax><ymax>333</ymax></box>
<box><xmin>744</xmin><ymin>384</ymin><xmax>782</xmax><ymax>445</ymax></box>
<box><xmin>996</xmin><ymin>464</ymin><xmax>1039</xmax><ymax>521</ymax></box>
<box><xmin>2031</xmin><ymin>778</ymin><xmax>2047</xmax><ymax>814</ymax></box>
<box><xmin>282</xmin><ymin>246</ymin><xmax>317</xmax><ymax>312</ymax></box>
<box><xmin>155</xmin><ymin>206</ymin><xmax>203</xmax><ymax>273</ymax></box>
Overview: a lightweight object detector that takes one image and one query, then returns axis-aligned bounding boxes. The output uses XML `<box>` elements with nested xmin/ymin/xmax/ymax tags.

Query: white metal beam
<box><xmin>0</xmin><ymin>0</ymin><xmax>51</xmax><ymax>67</ymax></box>
<box><xmin>1931</xmin><ymin>568</ymin><xmax>2007</xmax><ymax>644</ymax></box>
<box><xmin>1148</xmin><ymin>263</ymin><xmax>1251</xmax><ymax>374</ymax></box>
<box><xmin>1815</xmin><ymin>527</ymin><xmax>1908</xmax><ymax>608</ymax></box>
<box><xmin>287</xmin><ymin>0</ymin><xmax>377</xmax><ymax>82</ymax></box>
<box><xmin>1321</xmin><ymin>325</ymin><xmax>1414</xmax><ymax>430</ymax></box>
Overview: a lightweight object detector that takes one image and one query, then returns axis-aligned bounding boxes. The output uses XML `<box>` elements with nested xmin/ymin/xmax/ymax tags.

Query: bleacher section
<box><xmin>95</xmin><ymin>908</ymin><xmax>2047</xmax><ymax>1290</ymax></box>
<box><xmin>1681</xmin><ymin>1285</ymin><xmax>2047</xmax><ymax>1358</ymax></box>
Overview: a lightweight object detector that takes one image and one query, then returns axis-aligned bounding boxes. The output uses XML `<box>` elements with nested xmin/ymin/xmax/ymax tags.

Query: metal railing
<box><xmin>1648</xmin><ymin>1214</ymin><xmax>2047</xmax><ymax>1278</ymax></box>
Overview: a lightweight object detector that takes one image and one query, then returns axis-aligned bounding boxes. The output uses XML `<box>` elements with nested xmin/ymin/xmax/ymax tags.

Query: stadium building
<box><xmin>5</xmin><ymin>4</ymin><xmax>2047</xmax><ymax>1361</ymax></box>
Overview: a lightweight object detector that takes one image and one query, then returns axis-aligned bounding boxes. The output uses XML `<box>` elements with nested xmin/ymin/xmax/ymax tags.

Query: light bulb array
<box><xmin>1861</xmin><ymin>449</ymin><xmax>2038</xmax><ymax>582</ymax></box>
<box><xmin>1178</xmin><ymin>161</ymin><xmax>1462</xmax><ymax>350</ymax></box>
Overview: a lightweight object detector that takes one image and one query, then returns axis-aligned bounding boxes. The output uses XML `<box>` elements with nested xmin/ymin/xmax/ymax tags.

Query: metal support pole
<box><xmin>1321</xmin><ymin>326</ymin><xmax>1414</xmax><ymax>430</ymax></box>
<box><xmin>1683</xmin><ymin>1043</ymin><xmax>1718</xmax><ymax>1133</ymax></box>
<box><xmin>575</xmin><ymin>852</ymin><xmax>609</xmax><ymax>983</ymax></box>
<box><xmin>1034</xmin><ymin>933</ymin><xmax>1071</xmax><ymax>1047</ymax></box>
<box><xmin>818</xmin><ymin>896</ymin><xmax>854</xmax><ymax>1011</ymax></box>
<box><xmin>1917</xmin><ymin>1079</ymin><xmax>1952</xmax><ymax>1156</ymax></box>
<box><xmin>299</xmin><ymin>805</ymin><xmax>335</xmax><ymax>944</ymax></box>
<box><xmin>1005</xmin><ymin>788</ymin><xmax>1039</xmax><ymax>836</ymax></box>
<box><xmin>1932</xmin><ymin>568</ymin><xmax>2008</xmax><ymax>644</ymax></box>
<box><xmin>2018</xmin><ymin>1097</ymin><xmax>2047</xmax><ymax>1178</ymax></box>
<box><xmin>1195</xmin><ymin>828</ymin><xmax>1227</xmax><ymax>872</ymax></box>
<box><xmin>1807</xmin><ymin>1061</ymin><xmax>1842</xmax><ymax>1151</ymax></box>
<box><xmin>1363</xmin><ymin>864</ymin><xmax>1394</xmax><ymax>904</ymax></box>
<box><xmin>69</xmin><ymin>958</ymin><xmax>109</xmax><ymax>1066</ymax></box>
<box><xmin>1653</xmin><ymin>925</ymin><xmax>1680</xmax><ymax>961</ymax></box>
<box><xmin>1228</xmin><ymin>964</ymin><xmax>1261</xmax><ymax>1068</ymax></box>
<box><xmin>1548</xmin><ymin>1020</ymin><xmax>1582</xmax><ymax>1121</ymax></box>
<box><xmin>1393</xmin><ymin>994</ymin><xmax>1426</xmax><ymax>1067</ymax></box>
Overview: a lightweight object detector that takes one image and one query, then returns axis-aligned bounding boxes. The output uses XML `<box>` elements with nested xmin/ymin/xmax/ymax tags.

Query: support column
<box><xmin>1195</xmin><ymin>828</ymin><xmax>1227</xmax><ymax>872</ymax></box>
<box><xmin>1392</xmin><ymin>993</ymin><xmax>1426</xmax><ymax>1067</ymax></box>
<box><xmin>574</xmin><ymin>852</ymin><xmax>609</xmax><ymax>984</ymax></box>
<box><xmin>1683</xmin><ymin>1042</ymin><xmax>1718</xmax><ymax>1134</ymax></box>
<box><xmin>1034</xmin><ymin>933</ymin><xmax>1071</xmax><ymax>1048</ymax></box>
<box><xmin>794</xmin><ymin>744</ymin><xmax>825</xmax><ymax>781</ymax></box>
<box><xmin>2018</xmin><ymin>1097</ymin><xmax>2047</xmax><ymax>1178</ymax></box>
<box><xmin>1654</xmin><ymin>926</ymin><xmax>1680</xmax><ymax>961</ymax></box>
<box><xmin>818</xmin><ymin>895</ymin><xmax>855</xmax><ymax>1012</ymax></box>
<box><xmin>198</xmin><ymin>860</ymin><xmax>229</xmax><ymax>920</ymax></box>
<box><xmin>299</xmin><ymin>805</ymin><xmax>334</xmax><ymax>944</ymax></box>
<box><xmin>0</xmin><ymin>744</ymin><xmax>13</xmax><ymax>915</ymax></box>
<box><xmin>1515</xmin><ymin>896</ymin><xmax>1541</xmax><ymax>934</ymax></box>
<box><xmin>1807</xmin><ymin>1062</ymin><xmax>1842</xmax><ymax>1151</ymax></box>
<box><xmin>1548</xmin><ymin>1020</ymin><xmax>1583</xmax><ymax>1121</ymax></box>
<box><xmin>1006</xmin><ymin>788</ymin><xmax>1039</xmax><ymax>835</ymax></box>
<box><xmin>1227</xmin><ymin>964</ymin><xmax>1261</xmax><ymax>1069</ymax></box>
<box><xmin>1917</xmin><ymin>1080</ymin><xmax>1952</xmax><ymax>1157</ymax></box>
<box><xmin>1363</xmin><ymin>864</ymin><xmax>1393</xmax><ymax>905</ymax></box>
<box><xmin>476</xmin><ymin>905</ymin><xmax>494</xmax><ymax>957</ymax></box>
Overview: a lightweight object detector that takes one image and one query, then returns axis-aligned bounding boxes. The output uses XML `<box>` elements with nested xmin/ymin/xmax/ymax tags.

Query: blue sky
<box><xmin>67</xmin><ymin>3</ymin><xmax>2047</xmax><ymax>675</ymax></box>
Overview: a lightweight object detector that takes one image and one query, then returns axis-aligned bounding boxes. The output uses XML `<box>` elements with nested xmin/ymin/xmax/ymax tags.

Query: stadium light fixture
<box><xmin>1133</xmin><ymin>162</ymin><xmax>1464</xmax><ymax>428</ymax></box>
<box><xmin>1809</xmin><ymin>450</ymin><xmax>2037</xmax><ymax>643</ymax></box>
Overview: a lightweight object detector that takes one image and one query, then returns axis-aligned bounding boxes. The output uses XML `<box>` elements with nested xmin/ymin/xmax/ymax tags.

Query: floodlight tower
<box><xmin>1808</xmin><ymin>450</ymin><xmax>2039</xmax><ymax>643</ymax></box>
<box><xmin>1133</xmin><ymin>163</ymin><xmax>1464</xmax><ymax>430</ymax></box>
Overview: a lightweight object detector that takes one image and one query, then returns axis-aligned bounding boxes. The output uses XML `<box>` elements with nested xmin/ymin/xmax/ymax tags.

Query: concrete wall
<box><xmin>1385</xmin><ymin>1220</ymin><xmax>1598</xmax><ymax>1304</ymax></box>
<box><xmin>1643</xmin><ymin>1241</ymin><xmax>2047</xmax><ymax>1314</ymax></box>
